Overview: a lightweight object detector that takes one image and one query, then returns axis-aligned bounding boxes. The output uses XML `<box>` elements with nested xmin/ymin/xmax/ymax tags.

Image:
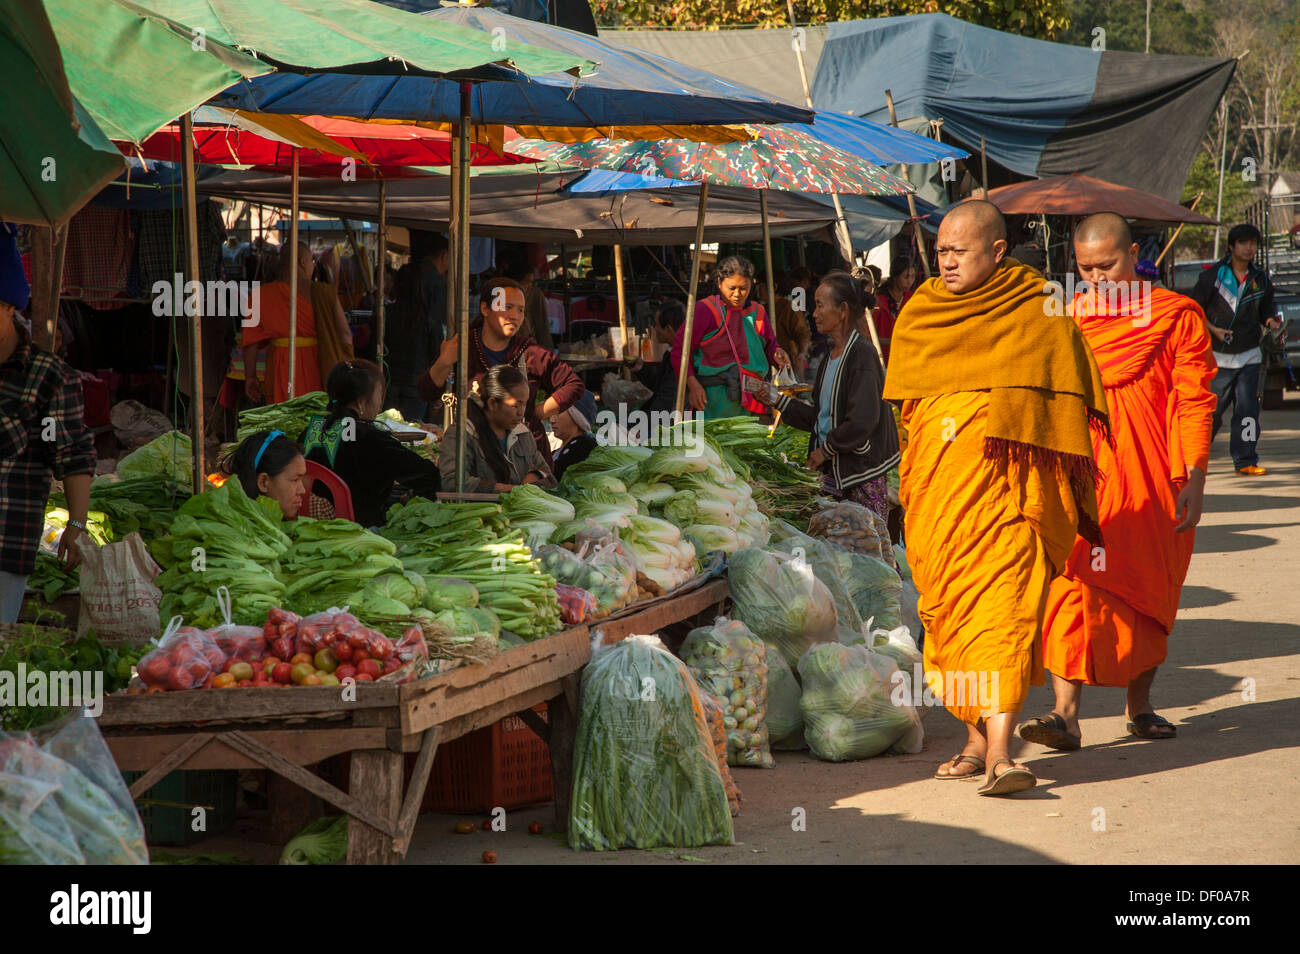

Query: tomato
<box><xmin>352</xmin><ymin>650</ymin><xmax>370</xmax><ymax>665</ymax></box>
<box><xmin>369</xmin><ymin>635</ymin><xmax>395</xmax><ymax>661</ymax></box>
<box><xmin>332</xmin><ymin>641</ymin><xmax>354</xmax><ymax>662</ymax></box>
<box><xmin>334</xmin><ymin>664</ymin><xmax>357</xmax><ymax>682</ymax></box>
<box><xmin>454</xmin><ymin>821</ymin><xmax>475</xmax><ymax>834</ymax></box>
<box><xmin>313</xmin><ymin>648</ymin><xmax>337</xmax><ymax>674</ymax></box>
<box><xmin>290</xmin><ymin>662</ymin><xmax>315</xmax><ymax>685</ymax></box>
<box><xmin>263</xmin><ymin>657</ymin><xmax>281</xmax><ymax>675</ymax></box>
<box><xmin>271</xmin><ymin>637</ymin><xmax>294</xmax><ymax>661</ymax></box>
<box><xmin>227</xmin><ymin>661</ymin><xmax>254</xmax><ymax>682</ymax></box>
<box><xmin>290</xmin><ymin>652</ymin><xmax>313</xmax><ymax>666</ymax></box>
<box><xmin>167</xmin><ymin>668</ymin><xmax>195</xmax><ymax>691</ymax></box>
<box><xmin>204</xmin><ymin>646</ymin><xmax>226</xmax><ymax>671</ymax></box>
<box><xmin>354</xmin><ymin>673</ymin><xmax>374</xmax><ymax>683</ymax></box>
<box><xmin>528</xmin><ymin>822</ymin><xmax>542</xmax><ymax>835</ymax></box>
<box><xmin>481</xmin><ymin>818</ymin><xmax>493</xmax><ymax>831</ymax></box>
<box><xmin>356</xmin><ymin>659</ymin><xmax>382</xmax><ymax>679</ymax></box>
<box><xmin>213</xmin><ymin>672</ymin><xmax>236</xmax><ymax>689</ymax></box>
<box><xmin>140</xmin><ymin>655</ymin><xmax>171</xmax><ymax>686</ymax></box>
<box><xmin>481</xmin><ymin>851</ymin><xmax>497</xmax><ymax>864</ymax></box>
<box><xmin>146</xmin><ymin>685</ymin><xmax>167</xmax><ymax>694</ymax></box>
<box><xmin>272</xmin><ymin>662</ymin><xmax>293</xmax><ymax>684</ymax></box>
<box><xmin>302</xmin><ymin>673</ymin><xmax>323</xmax><ymax>686</ymax></box>
<box><xmin>236</xmin><ymin>679</ymin><xmax>254</xmax><ymax>687</ymax></box>
<box><xmin>382</xmin><ymin>657</ymin><xmax>401</xmax><ymax>675</ymax></box>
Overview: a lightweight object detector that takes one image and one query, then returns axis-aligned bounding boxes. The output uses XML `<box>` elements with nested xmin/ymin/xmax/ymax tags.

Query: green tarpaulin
<box><xmin>129</xmin><ymin>0</ymin><xmax>595</xmax><ymax>77</ymax></box>
<box><xmin>1</xmin><ymin>0</ymin><xmax>124</xmax><ymax>226</ymax></box>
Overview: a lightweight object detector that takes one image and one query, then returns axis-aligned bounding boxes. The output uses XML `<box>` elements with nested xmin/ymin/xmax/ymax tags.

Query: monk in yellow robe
<box><xmin>884</xmin><ymin>200</ymin><xmax>1109</xmax><ymax>796</ymax></box>
<box><xmin>1021</xmin><ymin>213</ymin><xmax>1216</xmax><ymax>750</ymax></box>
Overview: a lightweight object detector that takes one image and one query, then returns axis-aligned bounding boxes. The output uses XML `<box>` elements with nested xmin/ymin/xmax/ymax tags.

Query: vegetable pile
<box><xmin>109</xmin><ymin>430</ymin><xmax>193</xmax><ymax>487</ymax></box>
<box><xmin>809</xmin><ymin>499</ymin><xmax>896</xmax><ymax>568</ymax></box>
<box><xmin>500</xmin><ymin>484</ymin><xmax>574</xmax><ymax>549</ymax></box>
<box><xmin>536</xmin><ymin>544</ymin><xmax>637</xmax><ymax>618</ymax></box>
<box><xmin>281</xmin><ymin>518</ymin><xmax>426</xmax><ymax>625</ymax></box>
<box><xmin>837</xmin><ymin>551</ymin><xmax>904</xmax><ymax>632</ymax></box>
<box><xmin>699</xmin><ymin>417</ymin><xmax>822</xmax><ymax>527</ymax></box>
<box><xmin>699</xmin><ymin>692</ymin><xmax>742</xmax><ymax>816</ymax></box>
<box><xmin>235</xmin><ymin>391</ymin><xmax>328</xmax><ymax>443</ymax></box>
<box><xmin>1</xmin><ymin>623</ymin><xmax>142</xmax><ymax>730</ymax></box>
<box><xmin>382</xmin><ymin>499</ymin><xmax>560</xmax><ymax>640</ymax></box>
<box><xmin>728</xmin><ymin>547</ymin><xmax>838</xmax><ymax>670</ymax></box>
<box><xmin>680</xmin><ymin>617</ymin><xmax>774</xmax><ymax>768</ymax></box>
<box><xmin>797</xmin><ymin>642</ymin><xmax>923</xmax><ymax>762</ymax></box>
<box><xmin>280</xmin><ymin>815</ymin><xmax>348</xmax><ymax>865</ymax></box>
<box><xmin>569</xmin><ymin>635</ymin><xmax>734</xmax><ymax>851</ymax></box>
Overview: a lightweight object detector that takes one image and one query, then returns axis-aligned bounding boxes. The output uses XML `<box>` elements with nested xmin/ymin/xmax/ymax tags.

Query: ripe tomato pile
<box><xmin>131</xmin><ymin>608</ymin><xmax>429</xmax><ymax>692</ymax></box>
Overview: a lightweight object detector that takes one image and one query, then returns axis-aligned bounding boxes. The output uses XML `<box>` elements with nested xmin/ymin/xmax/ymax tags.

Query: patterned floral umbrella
<box><xmin>508</xmin><ymin>124</ymin><xmax>914</xmax><ymax>196</ymax></box>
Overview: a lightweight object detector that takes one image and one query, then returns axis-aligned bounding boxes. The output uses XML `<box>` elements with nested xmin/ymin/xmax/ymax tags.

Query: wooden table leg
<box><xmin>548</xmin><ymin>673</ymin><xmax>581</xmax><ymax>835</ymax></box>
<box><xmin>346</xmin><ymin>749</ymin><xmax>404</xmax><ymax>865</ymax></box>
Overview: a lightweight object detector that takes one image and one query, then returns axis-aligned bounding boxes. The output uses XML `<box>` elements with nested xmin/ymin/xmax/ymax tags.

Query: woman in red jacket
<box><xmin>419</xmin><ymin>277</ymin><xmax>583</xmax><ymax>466</ymax></box>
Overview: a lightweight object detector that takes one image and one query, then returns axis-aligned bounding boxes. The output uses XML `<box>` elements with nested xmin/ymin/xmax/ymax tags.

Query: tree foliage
<box><xmin>592</xmin><ymin>0</ymin><xmax>1071</xmax><ymax>38</ymax></box>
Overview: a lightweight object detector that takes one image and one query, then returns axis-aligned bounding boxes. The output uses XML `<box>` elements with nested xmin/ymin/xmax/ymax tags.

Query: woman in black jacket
<box><xmin>747</xmin><ymin>272</ymin><xmax>899</xmax><ymax>520</ymax></box>
<box><xmin>300</xmin><ymin>359</ymin><xmax>442</xmax><ymax>526</ymax></box>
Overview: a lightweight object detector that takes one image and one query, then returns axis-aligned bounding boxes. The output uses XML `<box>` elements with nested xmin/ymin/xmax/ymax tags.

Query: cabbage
<box><xmin>502</xmin><ymin>484</ymin><xmax>575</xmax><ymax>524</ymax></box>
<box><xmin>797</xmin><ymin>642</ymin><xmax>923</xmax><ymax>762</ymax></box>
<box><xmin>627</xmin><ymin>481</ymin><xmax>676</xmax><ymax>507</ymax></box>
<box><xmin>114</xmin><ymin>430</ymin><xmax>192</xmax><ymax>486</ymax></box>
<box><xmin>568</xmin><ymin>473</ymin><xmax>627</xmax><ymax>495</ymax></box>
<box><xmin>663</xmin><ymin>491</ymin><xmax>736</xmax><ymax>528</ymax></box>
<box><xmin>281</xmin><ymin>816</ymin><xmax>348</xmax><ymax>865</ymax></box>
<box><xmin>773</xmin><ymin>534</ymin><xmax>862</xmax><ymax>631</ymax></box>
<box><xmin>624</xmin><ymin>514</ymin><xmax>682</xmax><ymax>547</ymax></box>
<box><xmin>514</xmin><ymin>520</ymin><xmax>559</xmax><ymax>549</ymax></box>
<box><xmin>728</xmin><ymin>548</ymin><xmax>838</xmax><ymax>670</ymax></box>
<box><xmin>424</xmin><ymin>577</ymin><xmax>479</xmax><ymax>609</ymax></box>
<box><xmin>683</xmin><ymin>524</ymin><xmax>741</xmax><ymax>554</ymax></box>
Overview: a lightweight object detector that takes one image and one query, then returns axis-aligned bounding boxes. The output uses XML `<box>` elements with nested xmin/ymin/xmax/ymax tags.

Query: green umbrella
<box><xmin>127</xmin><ymin>0</ymin><xmax>594</xmax><ymax>77</ymax></box>
<box><xmin>0</xmin><ymin>0</ymin><xmax>124</xmax><ymax>226</ymax></box>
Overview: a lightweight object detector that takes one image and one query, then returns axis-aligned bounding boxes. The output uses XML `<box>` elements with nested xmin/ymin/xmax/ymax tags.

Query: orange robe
<box><xmin>901</xmin><ymin>392</ymin><xmax>1083</xmax><ymax>724</ymax></box>
<box><xmin>1042</xmin><ymin>287</ymin><xmax>1217</xmax><ymax>686</ymax></box>
<box><xmin>242</xmin><ymin>280</ymin><xmax>320</xmax><ymax>404</ymax></box>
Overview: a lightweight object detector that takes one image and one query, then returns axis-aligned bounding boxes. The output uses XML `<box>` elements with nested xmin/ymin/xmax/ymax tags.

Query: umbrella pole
<box><xmin>674</xmin><ymin>182</ymin><xmax>710</xmax><ymax>418</ymax></box>
<box><xmin>885</xmin><ymin>89</ymin><xmax>930</xmax><ymax>278</ymax></box>
<box><xmin>376</xmin><ymin>179</ymin><xmax>388</xmax><ymax>368</ymax></box>
<box><xmin>980</xmin><ymin>135</ymin><xmax>989</xmax><ymax>199</ymax></box>
<box><xmin>1156</xmin><ymin>192</ymin><xmax>1205</xmax><ymax>266</ymax></box>
<box><xmin>180</xmin><ymin>112</ymin><xmax>206</xmax><ymax>493</ymax></box>
<box><xmin>613</xmin><ymin>242</ymin><xmax>630</xmax><ymax>372</ymax></box>
<box><xmin>454</xmin><ymin>82</ymin><xmax>472</xmax><ymax>494</ymax></box>
<box><xmin>287</xmin><ymin>147</ymin><xmax>299</xmax><ymax>400</ymax></box>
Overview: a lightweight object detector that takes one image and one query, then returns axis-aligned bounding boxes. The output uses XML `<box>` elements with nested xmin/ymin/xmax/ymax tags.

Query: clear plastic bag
<box><xmin>680</xmin><ymin>617</ymin><xmax>774</xmax><ymax>769</ymax></box>
<box><xmin>536</xmin><ymin>542</ymin><xmax>637</xmax><ymax>616</ymax></box>
<box><xmin>0</xmin><ymin>713</ymin><xmax>148</xmax><ymax>864</ymax></box>
<box><xmin>205</xmin><ymin>586</ymin><xmax>268</xmax><ymax>665</ymax></box>
<box><xmin>569</xmin><ymin>635</ymin><xmax>734</xmax><ymax>851</ymax></box>
<box><xmin>728</xmin><ymin>547</ymin><xmax>838</xmax><ymax>670</ymax></box>
<box><xmin>798</xmin><ymin>642</ymin><xmax>924</xmax><ymax>762</ymax></box>
<box><xmin>838</xmin><ymin>551</ymin><xmax>904</xmax><ymax>632</ymax></box>
<box><xmin>770</xmin><ymin>529</ymin><xmax>863</xmax><ymax>631</ymax></box>
<box><xmin>555</xmin><ymin>583</ymin><xmax>600</xmax><ymax>625</ymax></box>
<box><xmin>699</xmin><ymin>691</ymin><xmax>742</xmax><ymax>816</ymax></box>
<box><xmin>808</xmin><ymin>499</ymin><xmax>890</xmax><ymax>562</ymax></box>
<box><xmin>766</xmin><ymin>650</ymin><xmax>805</xmax><ymax>751</ymax></box>
<box><xmin>135</xmin><ymin>616</ymin><xmax>219</xmax><ymax>691</ymax></box>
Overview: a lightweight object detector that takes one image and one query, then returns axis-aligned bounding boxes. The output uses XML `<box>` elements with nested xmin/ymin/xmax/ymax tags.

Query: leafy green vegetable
<box><xmin>112</xmin><ymin>430</ymin><xmax>193</xmax><ymax>486</ymax></box>
<box><xmin>797</xmin><ymin>642</ymin><xmax>923</xmax><ymax>762</ymax></box>
<box><xmin>424</xmin><ymin>577</ymin><xmax>479</xmax><ymax>610</ymax></box>
<box><xmin>501</xmin><ymin>484</ymin><xmax>575</xmax><ymax>524</ymax></box>
<box><xmin>728</xmin><ymin>548</ymin><xmax>838</xmax><ymax>670</ymax></box>
<box><xmin>236</xmin><ymin>391</ymin><xmax>328</xmax><ymax>443</ymax></box>
<box><xmin>280</xmin><ymin>815</ymin><xmax>347</xmax><ymax>865</ymax></box>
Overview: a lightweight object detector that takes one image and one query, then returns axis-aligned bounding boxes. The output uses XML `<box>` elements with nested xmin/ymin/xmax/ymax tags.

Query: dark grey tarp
<box><xmin>196</xmin><ymin>171</ymin><xmax>836</xmax><ymax>246</ymax></box>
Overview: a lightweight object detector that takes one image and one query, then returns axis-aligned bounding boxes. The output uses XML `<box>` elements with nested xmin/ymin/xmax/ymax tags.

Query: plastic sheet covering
<box><xmin>766</xmin><ymin>650</ymin><xmax>805</xmax><ymax>751</ymax></box>
<box><xmin>569</xmin><ymin>635</ymin><xmax>734</xmax><ymax>851</ymax></box>
<box><xmin>0</xmin><ymin>714</ymin><xmax>147</xmax><ymax>864</ymax></box>
<box><xmin>798</xmin><ymin>642</ymin><xmax>924</xmax><ymax>762</ymax></box>
<box><xmin>839</xmin><ymin>550</ymin><xmax>904</xmax><ymax>632</ymax></box>
<box><xmin>681</xmin><ymin>617</ymin><xmax>773</xmax><ymax>768</ymax></box>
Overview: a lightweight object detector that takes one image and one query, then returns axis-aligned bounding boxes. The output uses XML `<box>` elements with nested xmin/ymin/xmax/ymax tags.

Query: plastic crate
<box><xmin>121</xmin><ymin>769</ymin><xmax>237</xmax><ymax>846</ymax></box>
<box><xmin>411</xmin><ymin>703</ymin><xmax>554</xmax><ymax>814</ymax></box>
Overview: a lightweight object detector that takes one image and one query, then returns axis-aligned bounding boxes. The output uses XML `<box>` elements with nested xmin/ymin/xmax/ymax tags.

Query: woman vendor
<box><xmin>551</xmin><ymin>391</ymin><xmax>600</xmax><ymax>481</ymax></box>
<box><xmin>747</xmin><ymin>272</ymin><xmax>899</xmax><ymax>520</ymax></box>
<box><xmin>223</xmin><ymin>429</ymin><xmax>308</xmax><ymax>520</ymax></box>
<box><xmin>243</xmin><ymin>242</ymin><xmax>322</xmax><ymax>405</ymax></box>
<box><xmin>418</xmin><ymin>277</ymin><xmax>583</xmax><ymax>467</ymax></box>
<box><xmin>300</xmin><ymin>359</ymin><xmax>442</xmax><ymax>526</ymax></box>
<box><xmin>438</xmin><ymin>365</ymin><xmax>555</xmax><ymax>494</ymax></box>
<box><xmin>671</xmin><ymin>256</ymin><xmax>791</xmax><ymax>419</ymax></box>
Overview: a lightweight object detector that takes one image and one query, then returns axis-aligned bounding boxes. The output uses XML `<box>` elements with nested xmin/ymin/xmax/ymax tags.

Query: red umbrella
<box><xmin>127</xmin><ymin>119</ymin><xmax>533</xmax><ymax>178</ymax></box>
<box><xmin>984</xmin><ymin>172</ymin><xmax>1217</xmax><ymax>225</ymax></box>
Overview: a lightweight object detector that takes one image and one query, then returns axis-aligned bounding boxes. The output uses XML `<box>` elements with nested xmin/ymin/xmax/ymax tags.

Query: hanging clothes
<box><xmin>61</xmin><ymin>207</ymin><xmax>132</xmax><ymax>309</ymax></box>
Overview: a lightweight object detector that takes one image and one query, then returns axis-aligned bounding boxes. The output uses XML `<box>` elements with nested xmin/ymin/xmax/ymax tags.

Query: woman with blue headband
<box><xmin>223</xmin><ymin>429</ymin><xmax>308</xmax><ymax>520</ymax></box>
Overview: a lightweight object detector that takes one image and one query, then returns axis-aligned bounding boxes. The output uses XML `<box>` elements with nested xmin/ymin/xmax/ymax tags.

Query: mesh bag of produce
<box><xmin>838</xmin><ymin>551</ymin><xmax>904</xmax><ymax>632</ymax></box>
<box><xmin>681</xmin><ymin>617</ymin><xmax>774</xmax><ymax>768</ymax></box>
<box><xmin>699</xmin><ymin>691</ymin><xmax>742</xmax><ymax>816</ymax></box>
<box><xmin>766</xmin><ymin>649</ymin><xmax>805</xmax><ymax>750</ymax></box>
<box><xmin>808</xmin><ymin>499</ymin><xmax>889</xmax><ymax>562</ymax></box>
<box><xmin>797</xmin><ymin>642</ymin><xmax>924</xmax><ymax>762</ymax></box>
<box><xmin>569</xmin><ymin>635</ymin><xmax>734</xmax><ymax>851</ymax></box>
<box><xmin>729</xmin><ymin>547</ymin><xmax>837</xmax><ymax>670</ymax></box>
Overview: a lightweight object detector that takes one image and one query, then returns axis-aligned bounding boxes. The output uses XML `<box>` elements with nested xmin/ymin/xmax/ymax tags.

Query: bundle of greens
<box><xmin>569</xmin><ymin>635</ymin><xmax>734</xmax><ymax>851</ymax></box>
<box><xmin>382</xmin><ymin>499</ymin><xmax>560</xmax><ymax>640</ymax></box>
<box><xmin>618</xmin><ymin>514</ymin><xmax>697</xmax><ymax>592</ymax></box>
<box><xmin>79</xmin><ymin>476</ymin><xmax>188</xmax><ymax>542</ymax></box>
<box><xmin>111</xmin><ymin>430</ymin><xmax>193</xmax><ymax>487</ymax></box>
<box><xmin>235</xmin><ymin>391</ymin><xmax>328</xmax><ymax>443</ymax></box>
<box><xmin>280</xmin><ymin>518</ymin><xmax>424</xmax><ymax>622</ymax></box>
<box><xmin>798</xmin><ymin>642</ymin><xmax>923</xmax><ymax>762</ymax></box>
<box><xmin>28</xmin><ymin>509</ymin><xmax>116</xmax><ymax>603</ymax></box>
<box><xmin>150</xmin><ymin>479</ymin><xmax>289</xmax><ymax>626</ymax></box>
<box><xmin>0</xmin><ymin>624</ymin><xmax>142</xmax><ymax>730</ymax></box>
<box><xmin>500</xmin><ymin>484</ymin><xmax>575</xmax><ymax>549</ymax></box>
<box><xmin>701</xmin><ymin>418</ymin><xmax>822</xmax><ymax>528</ymax></box>
<box><xmin>556</xmin><ymin>444</ymin><xmax>650</xmax><ymax>495</ymax></box>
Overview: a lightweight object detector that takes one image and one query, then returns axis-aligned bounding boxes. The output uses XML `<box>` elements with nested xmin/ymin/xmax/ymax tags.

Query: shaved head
<box><xmin>1074</xmin><ymin>211</ymin><xmax>1139</xmax><ymax>286</ymax></box>
<box><xmin>935</xmin><ymin>199</ymin><xmax>1009</xmax><ymax>293</ymax></box>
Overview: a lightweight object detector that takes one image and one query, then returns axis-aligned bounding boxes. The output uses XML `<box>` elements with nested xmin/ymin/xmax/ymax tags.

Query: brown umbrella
<box><xmin>984</xmin><ymin>172</ymin><xmax>1218</xmax><ymax>225</ymax></box>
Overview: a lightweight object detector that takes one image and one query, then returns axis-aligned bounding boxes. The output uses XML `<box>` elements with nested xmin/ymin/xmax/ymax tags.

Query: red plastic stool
<box><xmin>300</xmin><ymin>460</ymin><xmax>354</xmax><ymax>521</ymax></box>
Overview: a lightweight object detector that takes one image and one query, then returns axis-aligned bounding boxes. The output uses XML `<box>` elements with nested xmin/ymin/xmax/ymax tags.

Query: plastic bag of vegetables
<box><xmin>770</xmin><ymin>530</ymin><xmax>863</xmax><ymax>632</ymax></box>
<box><xmin>807</xmin><ymin>499</ymin><xmax>893</xmax><ymax>564</ymax></box>
<box><xmin>699</xmin><ymin>691</ymin><xmax>742</xmax><ymax>816</ymax></box>
<box><xmin>838</xmin><ymin>551</ymin><xmax>904</xmax><ymax>632</ymax></box>
<box><xmin>728</xmin><ymin>547</ymin><xmax>838</xmax><ymax>670</ymax></box>
<box><xmin>798</xmin><ymin>642</ymin><xmax>923</xmax><ymax>762</ymax></box>
<box><xmin>766</xmin><ymin>650</ymin><xmax>805</xmax><ymax>750</ymax></box>
<box><xmin>680</xmin><ymin>617</ymin><xmax>774</xmax><ymax>768</ymax></box>
<box><xmin>569</xmin><ymin>635</ymin><xmax>734</xmax><ymax>851</ymax></box>
<box><xmin>536</xmin><ymin>544</ymin><xmax>636</xmax><ymax>616</ymax></box>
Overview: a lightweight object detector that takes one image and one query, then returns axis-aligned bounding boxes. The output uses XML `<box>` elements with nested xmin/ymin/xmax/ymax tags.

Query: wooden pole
<box><xmin>980</xmin><ymin>135</ymin><xmax>989</xmax><ymax>199</ymax></box>
<box><xmin>454</xmin><ymin>81</ymin><xmax>472</xmax><ymax>494</ymax></box>
<box><xmin>287</xmin><ymin>147</ymin><xmax>300</xmax><ymax>399</ymax></box>
<box><xmin>376</xmin><ymin>179</ymin><xmax>388</xmax><ymax>366</ymax></box>
<box><xmin>1214</xmin><ymin>102</ymin><xmax>1230</xmax><ymax>259</ymax></box>
<box><xmin>674</xmin><ymin>182</ymin><xmax>710</xmax><ymax>417</ymax></box>
<box><xmin>180</xmin><ymin>112</ymin><xmax>206</xmax><ymax>493</ymax></box>
<box><xmin>885</xmin><ymin>89</ymin><xmax>931</xmax><ymax>278</ymax></box>
<box><xmin>759</xmin><ymin>189</ymin><xmax>778</xmax><ymax>332</ymax></box>
<box><xmin>613</xmin><ymin>242</ymin><xmax>629</xmax><ymax>359</ymax></box>
<box><xmin>1156</xmin><ymin>192</ymin><xmax>1205</xmax><ymax>266</ymax></box>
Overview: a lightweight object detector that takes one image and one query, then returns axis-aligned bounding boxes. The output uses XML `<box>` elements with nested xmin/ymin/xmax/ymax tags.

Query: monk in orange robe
<box><xmin>1021</xmin><ymin>213</ymin><xmax>1216</xmax><ymax>749</ymax></box>
<box><xmin>884</xmin><ymin>200</ymin><xmax>1109</xmax><ymax>796</ymax></box>
<box><xmin>243</xmin><ymin>241</ymin><xmax>321</xmax><ymax>405</ymax></box>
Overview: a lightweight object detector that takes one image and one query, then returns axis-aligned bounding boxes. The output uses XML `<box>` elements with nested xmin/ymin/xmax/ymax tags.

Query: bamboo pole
<box><xmin>674</xmin><ymin>182</ymin><xmax>710</xmax><ymax>417</ymax></box>
<box><xmin>885</xmin><ymin>88</ymin><xmax>931</xmax><ymax>279</ymax></box>
<box><xmin>613</xmin><ymin>242</ymin><xmax>629</xmax><ymax>357</ymax></box>
<box><xmin>454</xmin><ymin>81</ymin><xmax>472</xmax><ymax>494</ymax></box>
<box><xmin>287</xmin><ymin>147</ymin><xmax>300</xmax><ymax>399</ymax></box>
<box><xmin>1156</xmin><ymin>192</ymin><xmax>1205</xmax><ymax>266</ymax></box>
<box><xmin>980</xmin><ymin>135</ymin><xmax>989</xmax><ymax>199</ymax></box>
<box><xmin>180</xmin><ymin>112</ymin><xmax>206</xmax><ymax>493</ymax></box>
<box><xmin>759</xmin><ymin>189</ymin><xmax>778</xmax><ymax>333</ymax></box>
<box><xmin>376</xmin><ymin>179</ymin><xmax>388</xmax><ymax>366</ymax></box>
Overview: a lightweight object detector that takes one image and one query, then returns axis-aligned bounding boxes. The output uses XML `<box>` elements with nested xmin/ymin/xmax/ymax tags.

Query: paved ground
<box><xmin>180</xmin><ymin>406</ymin><xmax>1300</xmax><ymax>865</ymax></box>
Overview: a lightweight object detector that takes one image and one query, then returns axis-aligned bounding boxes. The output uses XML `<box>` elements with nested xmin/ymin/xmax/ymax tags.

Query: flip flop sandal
<box><xmin>1128</xmin><ymin>713</ymin><xmax>1177</xmax><ymax>739</ymax></box>
<box><xmin>934</xmin><ymin>753</ymin><xmax>986</xmax><ymax>780</ymax></box>
<box><xmin>977</xmin><ymin>758</ymin><xmax>1037</xmax><ymax>797</ymax></box>
<box><xmin>1018</xmin><ymin>712</ymin><xmax>1082</xmax><ymax>751</ymax></box>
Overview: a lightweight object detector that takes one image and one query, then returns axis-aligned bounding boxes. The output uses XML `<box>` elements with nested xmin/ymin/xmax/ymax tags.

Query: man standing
<box><xmin>1021</xmin><ymin>213</ymin><xmax>1216</xmax><ymax>748</ymax></box>
<box><xmin>884</xmin><ymin>201</ymin><xmax>1108</xmax><ymax>796</ymax></box>
<box><xmin>0</xmin><ymin>223</ymin><xmax>96</xmax><ymax>622</ymax></box>
<box><xmin>1189</xmin><ymin>223</ymin><xmax>1283</xmax><ymax>475</ymax></box>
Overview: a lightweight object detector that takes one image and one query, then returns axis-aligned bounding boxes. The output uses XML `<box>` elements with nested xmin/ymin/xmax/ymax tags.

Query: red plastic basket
<box><xmin>410</xmin><ymin>703</ymin><xmax>554</xmax><ymax>815</ymax></box>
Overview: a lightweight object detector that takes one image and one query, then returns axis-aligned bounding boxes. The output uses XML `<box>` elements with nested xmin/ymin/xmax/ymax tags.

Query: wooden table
<box><xmin>100</xmin><ymin>579</ymin><xmax>728</xmax><ymax>864</ymax></box>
